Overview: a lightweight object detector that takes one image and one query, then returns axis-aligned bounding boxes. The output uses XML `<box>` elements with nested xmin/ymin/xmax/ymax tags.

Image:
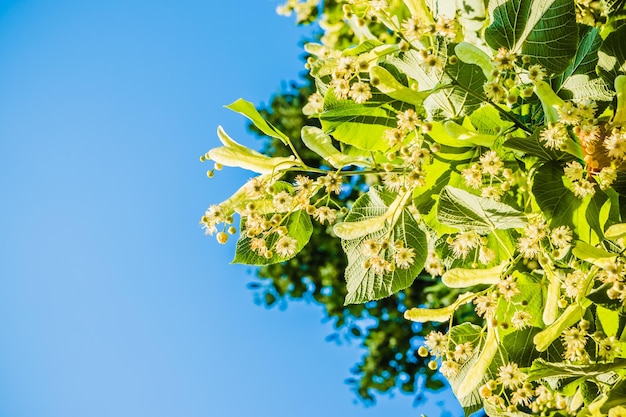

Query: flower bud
<box><xmin>216</xmin><ymin>232</ymin><xmax>228</xmax><ymax>244</ymax></box>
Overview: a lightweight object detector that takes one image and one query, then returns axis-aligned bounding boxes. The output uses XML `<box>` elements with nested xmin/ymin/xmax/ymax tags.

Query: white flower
<box><xmin>540</xmin><ymin>123</ymin><xmax>568</xmax><ymax>149</ymax></box>
<box><xmin>275</xmin><ymin>236</ymin><xmax>298</xmax><ymax>257</ymax></box>
<box><xmin>349</xmin><ymin>81</ymin><xmax>372</xmax><ymax>104</ymax></box>
<box><xmin>394</xmin><ymin>247</ymin><xmax>416</xmax><ymax>269</ymax></box>
<box><xmin>480</xmin><ymin>151</ymin><xmax>503</xmax><ymax>176</ymax></box>
<box><xmin>563</xmin><ymin>161</ymin><xmax>584</xmax><ymax>182</ymax></box>
<box><xmin>273</xmin><ymin>191</ymin><xmax>293</xmax><ymax>213</ymax></box>
<box><xmin>497</xmin><ymin>362</ymin><xmax>527</xmax><ymax>389</ymax></box>
<box><xmin>396</xmin><ymin>109</ymin><xmax>420</xmax><ymax>131</ymax></box>
<box><xmin>550</xmin><ymin>225</ymin><xmax>573</xmax><ymax>249</ymax></box>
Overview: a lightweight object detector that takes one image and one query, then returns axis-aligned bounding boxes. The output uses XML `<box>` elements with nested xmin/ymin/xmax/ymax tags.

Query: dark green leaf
<box><xmin>503</xmin><ymin>130</ymin><xmax>576</xmax><ymax>163</ymax></box>
<box><xmin>555</xmin><ymin>26</ymin><xmax>614</xmax><ymax>102</ymax></box>
<box><xmin>532</xmin><ymin>162</ymin><xmax>580</xmax><ymax>229</ymax></box>
<box><xmin>598</xmin><ymin>23</ymin><xmax>626</xmax><ymax>85</ymax></box>
<box><xmin>485</xmin><ymin>0</ymin><xmax>578</xmax><ymax>75</ymax></box>
<box><xmin>587</xmin><ymin>283</ymin><xmax>624</xmax><ymax>310</ymax></box>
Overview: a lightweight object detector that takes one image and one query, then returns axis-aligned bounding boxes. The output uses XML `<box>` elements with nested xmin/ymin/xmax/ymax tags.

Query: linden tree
<box><xmin>201</xmin><ymin>0</ymin><xmax>626</xmax><ymax>415</ymax></box>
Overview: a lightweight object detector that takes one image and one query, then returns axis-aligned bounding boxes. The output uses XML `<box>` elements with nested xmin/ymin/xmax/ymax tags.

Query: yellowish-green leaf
<box><xmin>225</xmin><ymin>99</ymin><xmax>290</xmax><ymax>145</ymax></box>
<box><xmin>333</xmin><ymin>215</ymin><xmax>387</xmax><ymax>240</ymax></box>
<box><xmin>572</xmin><ymin>241</ymin><xmax>616</xmax><ymax>268</ymax></box>
<box><xmin>404</xmin><ymin>292</ymin><xmax>475</xmax><ymax>323</ymax></box>
<box><xmin>441</xmin><ymin>262</ymin><xmax>505</xmax><ymax>288</ymax></box>
<box><xmin>597</xmin><ymin>306</ymin><xmax>620</xmax><ymax>337</ymax></box>
<box><xmin>457</xmin><ymin>325</ymin><xmax>498</xmax><ymax>398</ymax></box>
<box><xmin>428</xmin><ymin>121</ymin><xmax>475</xmax><ymax>148</ymax></box>
<box><xmin>404</xmin><ymin>304</ymin><xmax>457</xmax><ymax>323</ymax></box>
<box><xmin>300</xmin><ymin>126</ymin><xmax>365</xmax><ymax>169</ymax></box>
<box><xmin>534</xmin><ymin>81</ymin><xmax>565</xmax><ymax>124</ymax></box>
<box><xmin>534</xmin><ymin>298</ymin><xmax>592</xmax><ymax>351</ymax></box>
<box><xmin>605</xmin><ymin>223</ymin><xmax>626</xmax><ymax>240</ymax></box>
<box><xmin>454</xmin><ymin>42</ymin><xmax>494</xmax><ymax>79</ymax></box>
<box><xmin>614</xmin><ymin>75</ymin><xmax>626</xmax><ymax>125</ymax></box>
<box><xmin>334</xmin><ymin>191</ymin><xmax>412</xmax><ymax>240</ymax></box>
<box><xmin>370</xmin><ymin>65</ymin><xmax>431</xmax><ymax>107</ymax></box>
<box><xmin>542</xmin><ymin>261</ymin><xmax>560</xmax><ymax>326</ymax></box>
<box><xmin>402</xmin><ymin>0</ymin><xmax>435</xmax><ymax>24</ymax></box>
<box><xmin>444</xmin><ymin>121</ymin><xmax>496</xmax><ymax>147</ymax></box>
<box><xmin>210</xmin><ymin>127</ymin><xmax>297</xmax><ymax>174</ymax></box>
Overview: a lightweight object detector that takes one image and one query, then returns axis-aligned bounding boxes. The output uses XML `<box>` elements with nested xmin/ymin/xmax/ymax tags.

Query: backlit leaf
<box><xmin>485</xmin><ymin>0</ymin><xmax>578</xmax><ymax>75</ymax></box>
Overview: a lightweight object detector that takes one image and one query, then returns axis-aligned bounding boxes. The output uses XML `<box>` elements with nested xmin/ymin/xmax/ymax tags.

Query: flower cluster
<box><xmin>361</xmin><ymin>238</ymin><xmax>416</xmax><ymax>274</ymax></box>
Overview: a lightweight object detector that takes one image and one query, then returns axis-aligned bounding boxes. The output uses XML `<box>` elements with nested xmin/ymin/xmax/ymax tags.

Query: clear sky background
<box><xmin>0</xmin><ymin>1</ymin><xmax>461</xmax><ymax>416</ymax></box>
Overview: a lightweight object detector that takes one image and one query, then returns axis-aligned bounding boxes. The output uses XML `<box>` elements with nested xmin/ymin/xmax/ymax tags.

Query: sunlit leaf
<box><xmin>320</xmin><ymin>88</ymin><xmax>410</xmax><ymax>151</ymax></box>
<box><xmin>341</xmin><ymin>187</ymin><xmax>427</xmax><ymax>304</ymax></box>
<box><xmin>225</xmin><ymin>98</ymin><xmax>290</xmax><ymax>145</ymax></box>
<box><xmin>441</xmin><ymin>263</ymin><xmax>506</xmax><ymax>288</ymax></box>
<box><xmin>233</xmin><ymin>209</ymin><xmax>313</xmax><ymax>265</ymax></box>
<box><xmin>533</xmin><ymin>298</ymin><xmax>592</xmax><ymax>351</ymax></box>
<box><xmin>437</xmin><ymin>186</ymin><xmax>527</xmax><ymax>234</ymax></box>
<box><xmin>404</xmin><ymin>291</ymin><xmax>475</xmax><ymax>322</ymax></box>
<box><xmin>528</xmin><ymin>358</ymin><xmax>626</xmax><ymax>380</ymax></box>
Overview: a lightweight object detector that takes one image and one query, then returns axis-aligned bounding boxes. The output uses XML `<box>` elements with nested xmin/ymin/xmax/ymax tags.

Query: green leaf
<box><xmin>554</xmin><ymin>26</ymin><xmax>614</xmax><ymax>102</ymax></box>
<box><xmin>342</xmin><ymin>39</ymin><xmax>383</xmax><ymax>56</ymax></box>
<box><xmin>225</xmin><ymin>99</ymin><xmax>290</xmax><ymax>145</ymax></box>
<box><xmin>370</xmin><ymin>65</ymin><xmax>432</xmax><ymax>107</ymax></box>
<box><xmin>444</xmin><ymin>121</ymin><xmax>496</xmax><ymax>147</ymax></box>
<box><xmin>427</xmin><ymin>121</ymin><xmax>477</xmax><ymax>148</ymax></box>
<box><xmin>559</xmin><ymin>26</ymin><xmax>602</xmax><ymax>81</ymax></box>
<box><xmin>558</xmin><ymin>75</ymin><xmax>615</xmax><ymax>102</ymax></box>
<box><xmin>388</xmin><ymin>44</ymin><xmax>486</xmax><ymax>118</ymax></box>
<box><xmin>320</xmin><ymin>88</ymin><xmax>409</xmax><ymax>151</ymax></box>
<box><xmin>412</xmin><ymin>158</ymin><xmax>466</xmax><ymax>217</ymax></box>
<box><xmin>587</xmin><ymin>283</ymin><xmax>623</xmax><ymax>310</ymax></box>
<box><xmin>532</xmin><ymin>162</ymin><xmax>580</xmax><ymax>229</ymax></box>
<box><xmin>455</xmin><ymin>42</ymin><xmax>494</xmax><ymax>79</ymax></box>
<box><xmin>502</xmin><ymin>327</ymin><xmax>563</xmax><ymax>370</ymax></box>
<box><xmin>598</xmin><ymin>23</ymin><xmax>626</xmax><ymax>85</ymax></box>
<box><xmin>440</xmin><ymin>44</ymin><xmax>488</xmax><ymax>116</ymax></box>
<box><xmin>597</xmin><ymin>306</ymin><xmax>620</xmax><ymax>337</ymax></box>
<box><xmin>340</xmin><ymin>187</ymin><xmax>427</xmax><ymax>304</ymax></box>
<box><xmin>584</xmin><ymin>190</ymin><xmax>611</xmax><ymax>243</ymax></box>
<box><xmin>485</xmin><ymin>0</ymin><xmax>578</xmax><ymax>75</ymax></box>
<box><xmin>437</xmin><ymin>186</ymin><xmax>527</xmax><ymax>234</ymax></box>
<box><xmin>446</xmin><ymin>323</ymin><xmax>503</xmax><ymax>416</ymax></box>
<box><xmin>232</xmin><ymin>210</ymin><xmax>313</xmax><ymax>265</ymax></box>
<box><xmin>468</xmin><ymin>106</ymin><xmax>514</xmax><ymax>135</ymax></box>
<box><xmin>503</xmin><ymin>130</ymin><xmax>575</xmax><ymax>163</ymax></box>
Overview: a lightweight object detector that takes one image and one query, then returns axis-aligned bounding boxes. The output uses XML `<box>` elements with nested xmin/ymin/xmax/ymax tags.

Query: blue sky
<box><xmin>0</xmin><ymin>1</ymin><xmax>460</xmax><ymax>416</ymax></box>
